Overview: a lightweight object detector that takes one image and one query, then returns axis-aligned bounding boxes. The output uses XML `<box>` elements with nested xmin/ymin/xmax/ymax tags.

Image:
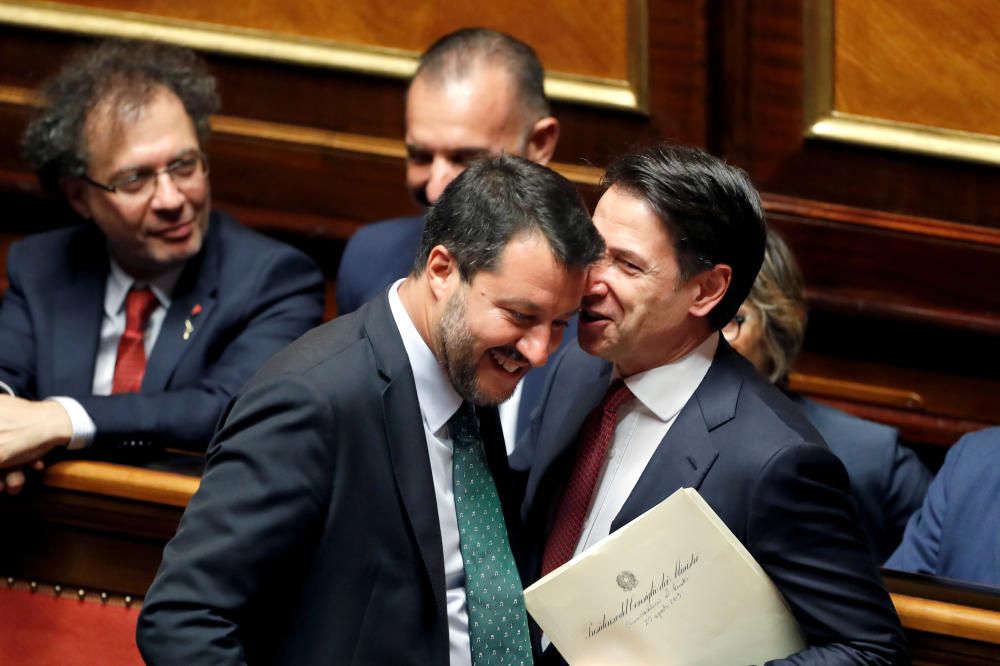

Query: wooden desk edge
<box><xmin>42</xmin><ymin>460</ymin><xmax>199</xmax><ymax>508</ymax></box>
<box><xmin>892</xmin><ymin>592</ymin><xmax>1000</xmax><ymax>644</ymax></box>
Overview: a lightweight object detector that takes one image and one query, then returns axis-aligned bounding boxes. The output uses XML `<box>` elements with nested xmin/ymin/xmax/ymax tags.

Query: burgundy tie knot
<box><xmin>600</xmin><ymin>379</ymin><xmax>634</xmax><ymax>415</ymax></box>
<box><xmin>541</xmin><ymin>379</ymin><xmax>634</xmax><ymax>576</ymax></box>
<box><xmin>112</xmin><ymin>286</ymin><xmax>158</xmax><ymax>394</ymax></box>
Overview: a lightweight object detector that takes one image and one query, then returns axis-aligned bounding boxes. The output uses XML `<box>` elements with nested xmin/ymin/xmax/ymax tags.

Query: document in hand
<box><xmin>524</xmin><ymin>488</ymin><xmax>805</xmax><ymax>665</ymax></box>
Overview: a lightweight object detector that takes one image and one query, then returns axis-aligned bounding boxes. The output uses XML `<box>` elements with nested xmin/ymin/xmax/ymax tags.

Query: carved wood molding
<box><xmin>763</xmin><ymin>192</ymin><xmax>1000</xmax><ymax>248</ymax></box>
<box><xmin>0</xmin><ymin>83</ymin><xmax>604</xmax><ymax>187</ymax></box>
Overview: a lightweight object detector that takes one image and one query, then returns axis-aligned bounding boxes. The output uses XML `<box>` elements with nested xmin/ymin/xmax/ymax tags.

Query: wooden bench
<box><xmin>2</xmin><ymin>459</ymin><xmax>999</xmax><ymax>663</ymax></box>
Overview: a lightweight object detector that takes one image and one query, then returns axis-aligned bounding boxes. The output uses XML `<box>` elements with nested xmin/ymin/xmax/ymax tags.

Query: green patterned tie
<box><xmin>450</xmin><ymin>401</ymin><xmax>533</xmax><ymax>665</ymax></box>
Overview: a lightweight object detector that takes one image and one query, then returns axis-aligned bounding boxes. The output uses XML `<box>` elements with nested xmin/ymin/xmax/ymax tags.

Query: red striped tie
<box><xmin>111</xmin><ymin>286</ymin><xmax>158</xmax><ymax>394</ymax></box>
<box><xmin>541</xmin><ymin>379</ymin><xmax>634</xmax><ymax>575</ymax></box>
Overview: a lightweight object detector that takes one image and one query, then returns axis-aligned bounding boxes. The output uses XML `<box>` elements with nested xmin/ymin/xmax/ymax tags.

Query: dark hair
<box><xmin>413</xmin><ymin>154</ymin><xmax>603</xmax><ymax>280</ymax></box>
<box><xmin>21</xmin><ymin>39</ymin><xmax>219</xmax><ymax>194</ymax></box>
<box><xmin>413</xmin><ymin>28</ymin><xmax>549</xmax><ymax>122</ymax></box>
<box><xmin>603</xmin><ymin>143</ymin><xmax>766</xmax><ymax>330</ymax></box>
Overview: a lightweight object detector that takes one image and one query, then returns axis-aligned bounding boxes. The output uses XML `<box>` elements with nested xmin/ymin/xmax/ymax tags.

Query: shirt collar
<box><xmin>104</xmin><ymin>257</ymin><xmax>183</xmax><ymax>319</ymax></box>
<box><xmin>387</xmin><ymin>279</ymin><xmax>463</xmax><ymax>437</ymax></box>
<box><xmin>623</xmin><ymin>333</ymin><xmax>719</xmax><ymax>422</ymax></box>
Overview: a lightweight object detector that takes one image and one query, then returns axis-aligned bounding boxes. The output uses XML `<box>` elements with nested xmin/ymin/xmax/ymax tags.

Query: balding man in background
<box><xmin>336</xmin><ymin>27</ymin><xmax>562</xmax><ymax>453</ymax></box>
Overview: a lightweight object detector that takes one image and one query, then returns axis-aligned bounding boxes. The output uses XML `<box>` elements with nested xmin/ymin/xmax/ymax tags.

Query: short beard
<box><xmin>436</xmin><ymin>290</ymin><xmax>514</xmax><ymax>407</ymax></box>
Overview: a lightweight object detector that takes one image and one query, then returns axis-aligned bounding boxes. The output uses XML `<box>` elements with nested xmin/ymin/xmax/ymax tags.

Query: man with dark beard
<box><xmin>138</xmin><ymin>154</ymin><xmax>604</xmax><ymax>666</ymax></box>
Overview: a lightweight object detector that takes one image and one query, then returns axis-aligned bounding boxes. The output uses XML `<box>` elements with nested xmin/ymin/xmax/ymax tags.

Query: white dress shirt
<box><xmin>50</xmin><ymin>259</ymin><xmax>181</xmax><ymax>449</ymax></box>
<box><xmin>574</xmin><ymin>333</ymin><xmax>719</xmax><ymax>555</ymax></box>
<box><xmin>498</xmin><ymin>381</ymin><xmax>524</xmax><ymax>455</ymax></box>
<box><xmin>388</xmin><ymin>279</ymin><xmax>473</xmax><ymax>666</ymax></box>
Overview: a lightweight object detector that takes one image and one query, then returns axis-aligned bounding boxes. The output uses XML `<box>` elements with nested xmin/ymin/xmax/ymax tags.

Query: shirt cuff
<box><xmin>0</xmin><ymin>380</ymin><xmax>13</xmax><ymax>396</ymax></box>
<box><xmin>47</xmin><ymin>397</ymin><xmax>96</xmax><ymax>450</ymax></box>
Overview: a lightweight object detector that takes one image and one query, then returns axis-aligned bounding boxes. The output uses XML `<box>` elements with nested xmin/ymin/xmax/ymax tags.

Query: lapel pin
<box><xmin>183</xmin><ymin>303</ymin><xmax>203</xmax><ymax>341</ymax></box>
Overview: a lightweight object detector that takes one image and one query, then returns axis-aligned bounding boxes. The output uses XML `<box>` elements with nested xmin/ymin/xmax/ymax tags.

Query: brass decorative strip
<box><xmin>3</xmin><ymin>577</ymin><xmax>141</xmax><ymax>607</ymax></box>
<box><xmin>806</xmin><ymin>112</ymin><xmax>1000</xmax><ymax>167</ymax></box>
<box><xmin>0</xmin><ymin>0</ymin><xmax>645</xmax><ymax>112</ymax></box>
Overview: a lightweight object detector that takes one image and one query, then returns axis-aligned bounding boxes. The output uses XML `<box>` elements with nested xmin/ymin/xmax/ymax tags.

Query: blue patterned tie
<box><xmin>450</xmin><ymin>402</ymin><xmax>533</xmax><ymax>665</ymax></box>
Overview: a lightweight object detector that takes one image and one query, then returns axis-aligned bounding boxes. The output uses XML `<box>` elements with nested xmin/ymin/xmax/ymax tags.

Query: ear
<box><xmin>424</xmin><ymin>244</ymin><xmax>460</xmax><ymax>303</ymax></box>
<box><xmin>523</xmin><ymin>116</ymin><xmax>560</xmax><ymax>165</ymax></box>
<box><xmin>61</xmin><ymin>178</ymin><xmax>93</xmax><ymax>220</ymax></box>
<box><xmin>688</xmin><ymin>264</ymin><xmax>732</xmax><ymax>318</ymax></box>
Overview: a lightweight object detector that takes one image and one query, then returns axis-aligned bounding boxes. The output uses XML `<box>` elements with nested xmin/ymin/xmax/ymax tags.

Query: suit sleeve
<box><xmin>881</xmin><ymin>440</ymin><xmax>932</xmax><ymax>559</ymax></box>
<box><xmin>137</xmin><ymin>374</ymin><xmax>336</xmax><ymax>665</ymax></box>
<box><xmin>0</xmin><ymin>242</ymin><xmax>39</xmax><ymax>396</ymax></box>
<box><xmin>335</xmin><ymin>228</ymin><xmax>370</xmax><ymax>316</ymax></box>
<box><xmin>885</xmin><ymin>442</ymin><xmax>957</xmax><ymax>576</ymax></box>
<box><xmin>751</xmin><ymin>444</ymin><xmax>909</xmax><ymax>666</ymax></box>
<box><xmin>76</xmin><ymin>246</ymin><xmax>324</xmax><ymax>450</ymax></box>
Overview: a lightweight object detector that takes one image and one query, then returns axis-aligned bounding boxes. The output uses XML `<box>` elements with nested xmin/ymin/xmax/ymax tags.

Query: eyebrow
<box><xmin>405</xmin><ymin>144</ymin><xmax>492</xmax><ymax>159</ymax></box>
<box><xmin>108</xmin><ymin>148</ymin><xmax>200</xmax><ymax>178</ymax></box>
<box><xmin>500</xmin><ymin>298</ymin><xmax>579</xmax><ymax>322</ymax></box>
<box><xmin>608</xmin><ymin>246</ymin><xmax>647</xmax><ymax>267</ymax></box>
<box><xmin>498</xmin><ymin>297</ymin><xmax>541</xmax><ymax>313</ymax></box>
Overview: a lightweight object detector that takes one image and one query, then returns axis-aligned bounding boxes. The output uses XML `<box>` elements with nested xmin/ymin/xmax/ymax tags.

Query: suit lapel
<box><xmin>365</xmin><ymin>295</ymin><xmax>446</xmax><ymax>619</ymax></box>
<box><xmin>143</xmin><ymin>219</ymin><xmax>220</xmax><ymax>391</ymax></box>
<box><xmin>613</xmin><ymin>404</ymin><xmax>718</xmax><ymax>529</ymax></box>
<box><xmin>52</xmin><ymin>237</ymin><xmax>107</xmax><ymax>396</ymax></box>
<box><xmin>524</xmin><ymin>349</ymin><xmax>612</xmax><ymax>533</ymax></box>
<box><xmin>613</xmin><ymin>340</ymin><xmax>741</xmax><ymax>531</ymax></box>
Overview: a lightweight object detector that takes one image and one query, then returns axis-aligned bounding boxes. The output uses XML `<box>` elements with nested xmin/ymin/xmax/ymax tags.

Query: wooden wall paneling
<box><xmin>834</xmin><ymin>0</ymin><xmax>1000</xmax><ymax>138</ymax></box>
<box><xmin>716</xmin><ymin>0</ymin><xmax>1000</xmax><ymax>227</ymax></box>
<box><xmin>47</xmin><ymin>0</ymin><xmax>634</xmax><ymax>82</ymax></box>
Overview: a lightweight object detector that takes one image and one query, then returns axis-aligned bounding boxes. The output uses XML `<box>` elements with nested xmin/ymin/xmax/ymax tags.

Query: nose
<box><xmin>585</xmin><ymin>261</ymin><xmax>611</xmax><ymax>296</ymax></box>
<box><xmin>425</xmin><ymin>157</ymin><xmax>461</xmax><ymax>205</ymax></box>
<box><xmin>150</xmin><ymin>171</ymin><xmax>186</xmax><ymax>210</ymax></box>
<box><xmin>516</xmin><ymin>325</ymin><xmax>555</xmax><ymax>368</ymax></box>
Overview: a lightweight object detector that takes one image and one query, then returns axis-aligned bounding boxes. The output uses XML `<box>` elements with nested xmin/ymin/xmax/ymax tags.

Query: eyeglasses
<box><xmin>82</xmin><ymin>151</ymin><xmax>209</xmax><ymax>198</ymax></box>
<box><xmin>721</xmin><ymin>312</ymin><xmax>749</xmax><ymax>342</ymax></box>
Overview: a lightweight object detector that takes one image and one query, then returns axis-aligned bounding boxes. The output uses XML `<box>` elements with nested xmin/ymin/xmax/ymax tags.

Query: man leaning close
<box><xmin>138</xmin><ymin>155</ymin><xmax>604</xmax><ymax>665</ymax></box>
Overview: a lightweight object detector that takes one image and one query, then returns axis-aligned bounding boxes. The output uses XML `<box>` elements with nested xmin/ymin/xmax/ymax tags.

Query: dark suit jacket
<box><xmin>138</xmin><ymin>293</ymin><xmax>523</xmax><ymax>665</ymax></box>
<box><xmin>793</xmin><ymin>395</ymin><xmax>931</xmax><ymax>563</ymax></box>
<box><xmin>521</xmin><ymin>340</ymin><xmax>908</xmax><ymax>665</ymax></box>
<box><xmin>0</xmin><ymin>211</ymin><xmax>324</xmax><ymax>452</ymax></box>
<box><xmin>336</xmin><ymin>215</ymin><xmax>423</xmax><ymax>316</ymax></box>
<box><xmin>886</xmin><ymin>427</ymin><xmax>1000</xmax><ymax>589</ymax></box>
<box><xmin>335</xmin><ymin>213</ymin><xmax>572</xmax><ymax>445</ymax></box>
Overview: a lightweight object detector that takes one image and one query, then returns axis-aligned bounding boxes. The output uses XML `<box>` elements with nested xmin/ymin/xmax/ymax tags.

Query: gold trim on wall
<box><xmin>802</xmin><ymin>0</ymin><xmax>1000</xmax><ymax>166</ymax></box>
<box><xmin>0</xmin><ymin>0</ymin><xmax>649</xmax><ymax>113</ymax></box>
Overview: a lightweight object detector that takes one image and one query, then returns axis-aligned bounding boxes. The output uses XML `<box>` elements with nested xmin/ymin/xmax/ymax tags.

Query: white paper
<box><xmin>524</xmin><ymin>488</ymin><xmax>806</xmax><ymax>665</ymax></box>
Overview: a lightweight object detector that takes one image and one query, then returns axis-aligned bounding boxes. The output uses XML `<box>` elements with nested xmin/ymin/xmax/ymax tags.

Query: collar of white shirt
<box><xmin>387</xmin><ymin>279</ymin><xmax>464</xmax><ymax>435</ymax></box>
<box><xmin>104</xmin><ymin>257</ymin><xmax>183</xmax><ymax>319</ymax></box>
<box><xmin>622</xmin><ymin>332</ymin><xmax>720</xmax><ymax>421</ymax></box>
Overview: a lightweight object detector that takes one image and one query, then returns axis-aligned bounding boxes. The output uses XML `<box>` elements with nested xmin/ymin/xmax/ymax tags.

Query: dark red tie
<box><xmin>541</xmin><ymin>379</ymin><xmax>634</xmax><ymax>576</ymax></box>
<box><xmin>111</xmin><ymin>286</ymin><xmax>159</xmax><ymax>394</ymax></box>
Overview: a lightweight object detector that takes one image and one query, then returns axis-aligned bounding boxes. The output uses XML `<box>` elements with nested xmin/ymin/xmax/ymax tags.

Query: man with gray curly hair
<box><xmin>0</xmin><ymin>39</ymin><xmax>324</xmax><ymax>492</ymax></box>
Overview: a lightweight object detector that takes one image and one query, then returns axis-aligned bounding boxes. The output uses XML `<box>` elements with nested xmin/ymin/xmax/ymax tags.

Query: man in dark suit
<box><xmin>0</xmin><ymin>41</ymin><xmax>324</xmax><ymax>492</ymax></box>
<box><xmin>521</xmin><ymin>144</ymin><xmax>908</xmax><ymax>664</ymax></box>
<box><xmin>887</xmin><ymin>427</ymin><xmax>1000</xmax><ymax>589</ymax></box>
<box><xmin>137</xmin><ymin>155</ymin><xmax>605</xmax><ymax>665</ymax></box>
<box><xmin>336</xmin><ymin>28</ymin><xmax>561</xmax><ymax>452</ymax></box>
